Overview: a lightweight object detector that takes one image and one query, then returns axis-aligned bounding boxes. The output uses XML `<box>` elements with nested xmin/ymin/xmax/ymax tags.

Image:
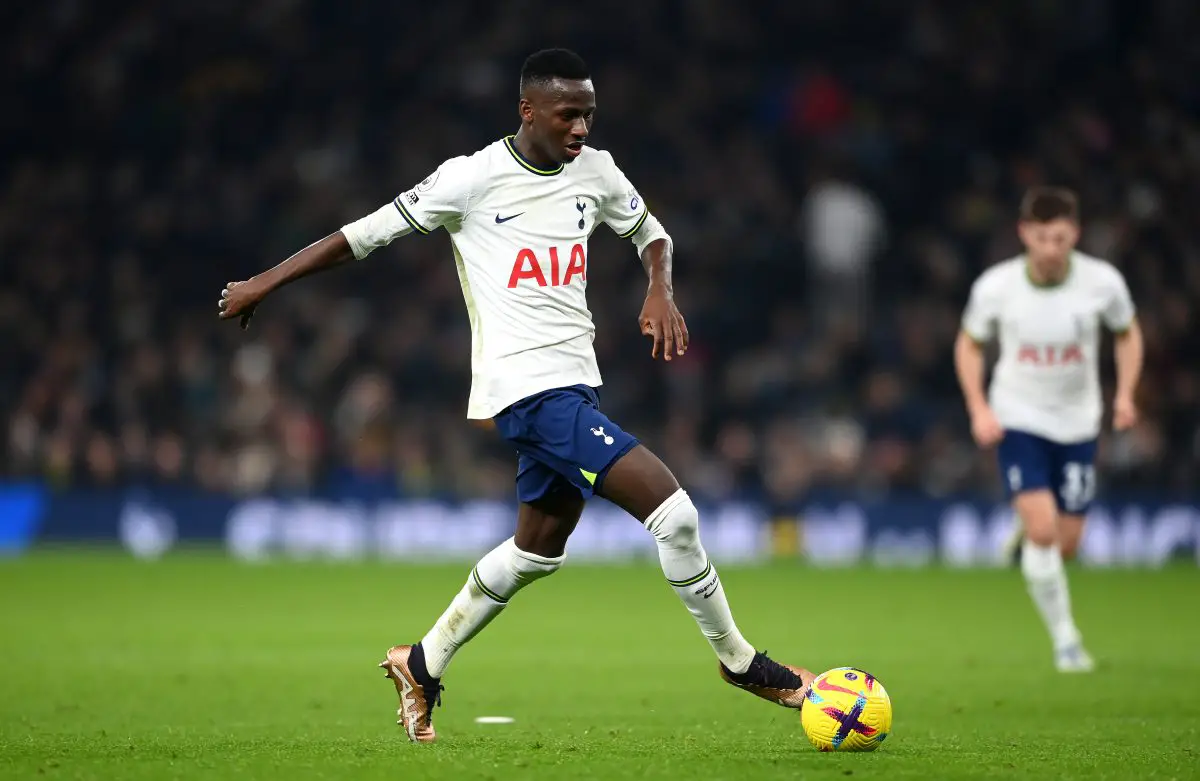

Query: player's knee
<box><xmin>1025</xmin><ymin>521</ymin><xmax>1057</xmax><ymax>547</ymax></box>
<box><xmin>1014</xmin><ymin>493</ymin><xmax>1058</xmax><ymax>547</ymax></box>
<box><xmin>643</xmin><ymin>488</ymin><xmax>700</xmax><ymax>550</ymax></box>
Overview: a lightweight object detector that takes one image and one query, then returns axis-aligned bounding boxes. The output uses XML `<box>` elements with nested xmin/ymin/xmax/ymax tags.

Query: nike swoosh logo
<box><xmin>494</xmin><ymin>213</ymin><xmax>524</xmax><ymax>224</ymax></box>
<box><xmin>815</xmin><ymin>677</ymin><xmax>861</xmax><ymax>697</ymax></box>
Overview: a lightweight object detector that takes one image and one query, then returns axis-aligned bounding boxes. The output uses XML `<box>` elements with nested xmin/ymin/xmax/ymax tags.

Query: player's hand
<box><xmin>218</xmin><ymin>279</ymin><xmax>266</xmax><ymax>329</ymax></box>
<box><xmin>638</xmin><ymin>288</ymin><xmax>688</xmax><ymax>361</ymax></box>
<box><xmin>969</xmin><ymin>405</ymin><xmax>1004</xmax><ymax>448</ymax></box>
<box><xmin>1113</xmin><ymin>394</ymin><xmax>1139</xmax><ymax>431</ymax></box>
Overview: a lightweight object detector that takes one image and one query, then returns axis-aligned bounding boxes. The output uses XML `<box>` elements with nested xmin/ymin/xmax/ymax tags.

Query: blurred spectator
<box><xmin>798</xmin><ymin>162</ymin><xmax>886</xmax><ymax>324</ymax></box>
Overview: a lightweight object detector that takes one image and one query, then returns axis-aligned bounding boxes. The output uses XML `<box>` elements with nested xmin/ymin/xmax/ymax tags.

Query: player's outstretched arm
<box><xmin>637</xmin><ymin>238</ymin><xmax>689</xmax><ymax>361</ymax></box>
<box><xmin>1112</xmin><ymin>318</ymin><xmax>1143</xmax><ymax>430</ymax></box>
<box><xmin>218</xmin><ymin>231</ymin><xmax>355</xmax><ymax>329</ymax></box>
<box><xmin>219</xmin><ymin>156</ymin><xmax>471</xmax><ymax>329</ymax></box>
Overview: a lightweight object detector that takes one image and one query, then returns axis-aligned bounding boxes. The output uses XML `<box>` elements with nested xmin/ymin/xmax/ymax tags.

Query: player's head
<box><xmin>518</xmin><ymin>48</ymin><xmax>594</xmax><ymax>165</ymax></box>
<box><xmin>1017</xmin><ymin>187</ymin><xmax>1080</xmax><ymax>282</ymax></box>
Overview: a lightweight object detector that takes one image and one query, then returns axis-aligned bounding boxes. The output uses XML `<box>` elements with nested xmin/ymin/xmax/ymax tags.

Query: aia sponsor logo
<box><xmin>1016</xmin><ymin>343</ymin><xmax>1083</xmax><ymax>366</ymax></box>
<box><xmin>508</xmin><ymin>244</ymin><xmax>587</xmax><ymax>288</ymax></box>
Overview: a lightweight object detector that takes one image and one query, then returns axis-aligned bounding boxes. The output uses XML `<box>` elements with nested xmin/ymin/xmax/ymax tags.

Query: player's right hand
<box><xmin>218</xmin><ymin>279</ymin><xmax>265</xmax><ymax>330</ymax></box>
<box><xmin>969</xmin><ymin>405</ymin><xmax>1004</xmax><ymax>448</ymax></box>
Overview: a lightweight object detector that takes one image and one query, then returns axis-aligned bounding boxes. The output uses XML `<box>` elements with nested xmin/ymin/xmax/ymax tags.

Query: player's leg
<box><xmin>381</xmin><ymin>462</ymin><xmax>578</xmax><ymax>743</ymax></box>
<box><xmin>1000</xmin><ymin>431</ymin><xmax>1087</xmax><ymax>671</ymax></box>
<box><xmin>600</xmin><ymin>444</ymin><xmax>814</xmax><ymax>707</ymax></box>
<box><xmin>601</xmin><ymin>445</ymin><xmax>756</xmax><ymax>669</ymax></box>
<box><xmin>491</xmin><ymin>385</ymin><xmax>811</xmax><ymax>706</ymax></box>
<box><xmin>1002</xmin><ymin>515</ymin><xmax>1025</xmax><ymax>567</ymax></box>
<box><xmin>1014</xmin><ymin>492</ymin><xmax>1091</xmax><ymax>672</ymax></box>
<box><xmin>513</xmin><ymin>487</ymin><xmax>585</xmax><ymax>558</ymax></box>
<box><xmin>419</xmin><ymin>488</ymin><xmax>580</xmax><ymax>674</ymax></box>
<box><xmin>1057</xmin><ymin>514</ymin><xmax>1085</xmax><ymax>560</ymax></box>
<box><xmin>1012</xmin><ymin>489</ymin><xmax>1084</xmax><ymax>655</ymax></box>
<box><xmin>1004</xmin><ymin>480</ymin><xmax>1089</xmax><ymax>566</ymax></box>
<box><xmin>1046</xmin><ymin>512</ymin><xmax>1091</xmax><ymax>671</ymax></box>
<box><xmin>1045</xmin><ymin>440</ymin><xmax>1099</xmax><ymax>671</ymax></box>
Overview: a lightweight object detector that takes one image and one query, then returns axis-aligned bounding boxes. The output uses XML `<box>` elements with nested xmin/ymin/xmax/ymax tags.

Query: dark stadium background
<box><xmin>4</xmin><ymin>4</ymin><xmax>1200</xmax><ymax>780</ymax></box>
<box><xmin>1</xmin><ymin>0</ymin><xmax>1197</xmax><ymax>561</ymax></box>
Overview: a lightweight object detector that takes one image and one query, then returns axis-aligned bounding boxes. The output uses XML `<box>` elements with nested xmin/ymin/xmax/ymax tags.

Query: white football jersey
<box><xmin>961</xmin><ymin>252</ymin><xmax>1135</xmax><ymax>443</ymax></box>
<box><xmin>340</xmin><ymin>137</ymin><xmax>670</xmax><ymax>418</ymax></box>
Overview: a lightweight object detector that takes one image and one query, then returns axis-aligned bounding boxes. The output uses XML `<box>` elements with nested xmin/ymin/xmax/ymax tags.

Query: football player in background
<box><xmin>955</xmin><ymin>187</ymin><xmax>1143</xmax><ymax>672</ymax></box>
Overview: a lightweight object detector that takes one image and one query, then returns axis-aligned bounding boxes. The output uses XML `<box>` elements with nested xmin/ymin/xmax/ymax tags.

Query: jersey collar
<box><xmin>503</xmin><ymin>136</ymin><xmax>564</xmax><ymax>176</ymax></box>
<box><xmin>1024</xmin><ymin>252</ymin><xmax>1074</xmax><ymax>289</ymax></box>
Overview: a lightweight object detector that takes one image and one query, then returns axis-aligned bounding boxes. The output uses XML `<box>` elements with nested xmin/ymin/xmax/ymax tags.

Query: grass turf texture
<box><xmin>1</xmin><ymin>552</ymin><xmax>1197</xmax><ymax>780</ymax></box>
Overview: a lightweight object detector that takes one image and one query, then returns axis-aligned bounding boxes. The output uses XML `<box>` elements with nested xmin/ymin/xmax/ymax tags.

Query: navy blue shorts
<box><xmin>996</xmin><ymin>430</ymin><xmax>1098</xmax><ymax>515</ymax></box>
<box><xmin>493</xmin><ymin>385</ymin><xmax>639</xmax><ymax>503</ymax></box>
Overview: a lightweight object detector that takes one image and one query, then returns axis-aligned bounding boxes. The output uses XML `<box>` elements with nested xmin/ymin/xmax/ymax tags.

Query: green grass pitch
<box><xmin>1</xmin><ymin>552</ymin><xmax>1197</xmax><ymax>780</ymax></box>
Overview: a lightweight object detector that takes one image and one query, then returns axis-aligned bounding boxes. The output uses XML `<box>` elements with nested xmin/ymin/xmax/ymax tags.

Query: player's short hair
<box><xmin>1019</xmin><ymin>187</ymin><xmax>1080</xmax><ymax>223</ymax></box>
<box><xmin>520</xmin><ymin>48</ymin><xmax>590</xmax><ymax>95</ymax></box>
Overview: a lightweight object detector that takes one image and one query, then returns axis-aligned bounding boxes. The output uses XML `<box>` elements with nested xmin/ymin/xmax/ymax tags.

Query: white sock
<box><xmin>420</xmin><ymin>537</ymin><xmax>563</xmax><ymax>678</ymax></box>
<box><xmin>1020</xmin><ymin>539</ymin><xmax>1082</xmax><ymax>652</ymax></box>
<box><xmin>644</xmin><ymin>488</ymin><xmax>757</xmax><ymax>674</ymax></box>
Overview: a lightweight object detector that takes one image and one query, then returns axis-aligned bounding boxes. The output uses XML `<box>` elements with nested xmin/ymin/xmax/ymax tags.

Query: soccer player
<box><xmin>218</xmin><ymin>49</ymin><xmax>813</xmax><ymax>742</ymax></box>
<box><xmin>954</xmin><ymin>187</ymin><xmax>1143</xmax><ymax>673</ymax></box>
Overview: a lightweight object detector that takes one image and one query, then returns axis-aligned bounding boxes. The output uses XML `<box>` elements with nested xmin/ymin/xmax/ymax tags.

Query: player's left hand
<box><xmin>639</xmin><ymin>289</ymin><xmax>688</xmax><ymax>361</ymax></box>
<box><xmin>1113</xmin><ymin>394</ymin><xmax>1138</xmax><ymax>431</ymax></box>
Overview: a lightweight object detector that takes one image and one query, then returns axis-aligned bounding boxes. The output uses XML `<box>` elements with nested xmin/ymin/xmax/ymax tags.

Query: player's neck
<box><xmin>1024</xmin><ymin>254</ymin><xmax>1072</xmax><ymax>288</ymax></box>
<box><xmin>511</xmin><ymin>129</ymin><xmax>559</xmax><ymax>171</ymax></box>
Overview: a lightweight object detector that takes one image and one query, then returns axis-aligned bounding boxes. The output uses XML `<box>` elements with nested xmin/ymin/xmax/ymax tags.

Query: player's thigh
<box><xmin>997</xmin><ymin>430</ymin><xmax>1053</xmax><ymax>498</ymax></box>
<box><xmin>1058</xmin><ymin>514</ymin><xmax>1086</xmax><ymax>560</ymax></box>
<box><xmin>597</xmin><ymin>444</ymin><xmax>682</xmax><ymax>524</ymax></box>
<box><xmin>515</xmin><ymin>485</ymin><xmax>586</xmax><ymax>558</ymax></box>
<box><xmin>498</xmin><ymin>385</ymin><xmax>641</xmax><ymax>506</ymax></box>
<box><xmin>1049</xmin><ymin>438</ymin><xmax>1097</xmax><ymax>560</ymax></box>
<box><xmin>997</xmin><ymin>431</ymin><xmax>1057</xmax><ymax>545</ymax></box>
<box><xmin>1050</xmin><ymin>438</ymin><xmax>1099</xmax><ymax>518</ymax></box>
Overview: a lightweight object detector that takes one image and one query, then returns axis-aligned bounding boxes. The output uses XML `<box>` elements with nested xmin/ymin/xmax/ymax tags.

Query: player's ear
<box><xmin>1066</xmin><ymin>220</ymin><xmax>1082</xmax><ymax>243</ymax></box>
<box><xmin>518</xmin><ymin>96</ymin><xmax>535</xmax><ymax>124</ymax></box>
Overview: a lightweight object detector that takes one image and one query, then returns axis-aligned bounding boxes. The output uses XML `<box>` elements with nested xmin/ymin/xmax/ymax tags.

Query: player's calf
<box><xmin>633</xmin><ymin>484</ymin><xmax>758</xmax><ymax>674</ymax></box>
<box><xmin>383</xmin><ymin>538</ymin><xmax>564</xmax><ymax>743</ymax></box>
<box><xmin>419</xmin><ymin>537</ymin><xmax>565</xmax><ymax>679</ymax></box>
<box><xmin>1014</xmin><ymin>490</ymin><xmax>1089</xmax><ymax>668</ymax></box>
<box><xmin>601</xmin><ymin>449</ymin><xmax>808</xmax><ymax>690</ymax></box>
<box><xmin>1003</xmin><ymin>517</ymin><xmax>1024</xmax><ymax>568</ymax></box>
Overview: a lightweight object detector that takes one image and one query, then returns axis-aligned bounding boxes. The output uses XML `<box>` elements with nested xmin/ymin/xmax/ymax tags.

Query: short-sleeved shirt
<box><xmin>340</xmin><ymin>137</ymin><xmax>670</xmax><ymax>418</ymax></box>
<box><xmin>962</xmin><ymin>252</ymin><xmax>1136</xmax><ymax>442</ymax></box>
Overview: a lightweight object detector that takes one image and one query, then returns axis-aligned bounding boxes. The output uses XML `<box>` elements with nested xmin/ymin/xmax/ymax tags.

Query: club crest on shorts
<box><xmin>591</xmin><ymin>426</ymin><xmax>614</xmax><ymax>445</ymax></box>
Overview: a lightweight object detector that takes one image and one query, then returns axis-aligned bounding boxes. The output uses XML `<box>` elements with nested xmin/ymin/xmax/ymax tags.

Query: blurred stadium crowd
<box><xmin>4</xmin><ymin>1</ymin><xmax>1199</xmax><ymax>506</ymax></box>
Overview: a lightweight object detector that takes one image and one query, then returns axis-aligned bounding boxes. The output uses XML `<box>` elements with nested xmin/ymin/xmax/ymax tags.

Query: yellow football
<box><xmin>800</xmin><ymin>667</ymin><xmax>892</xmax><ymax>751</ymax></box>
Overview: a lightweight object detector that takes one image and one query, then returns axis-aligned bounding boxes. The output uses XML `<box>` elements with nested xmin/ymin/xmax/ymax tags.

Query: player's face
<box><xmin>1018</xmin><ymin>218</ymin><xmax>1079</xmax><ymax>281</ymax></box>
<box><xmin>521</xmin><ymin>78</ymin><xmax>596</xmax><ymax>164</ymax></box>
